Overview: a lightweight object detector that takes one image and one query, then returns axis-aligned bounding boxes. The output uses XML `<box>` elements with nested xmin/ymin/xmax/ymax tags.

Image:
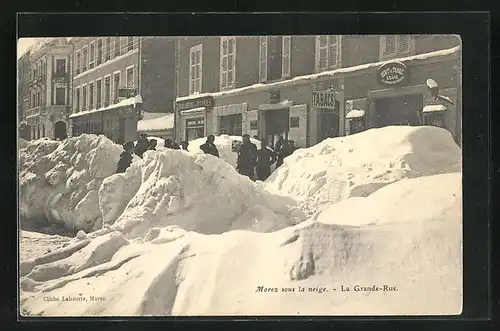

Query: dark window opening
<box><xmin>219</xmin><ymin>114</ymin><xmax>242</xmax><ymax>136</ymax></box>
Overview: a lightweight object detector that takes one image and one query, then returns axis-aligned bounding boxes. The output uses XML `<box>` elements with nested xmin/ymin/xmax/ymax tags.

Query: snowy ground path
<box><xmin>20</xmin><ymin>231</ymin><xmax>71</xmax><ymax>262</ymax></box>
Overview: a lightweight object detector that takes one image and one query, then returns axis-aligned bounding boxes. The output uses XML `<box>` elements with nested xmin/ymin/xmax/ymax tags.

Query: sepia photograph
<box><xmin>18</xmin><ymin>34</ymin><xmax>462</xmax><ymax>316</ymax></box>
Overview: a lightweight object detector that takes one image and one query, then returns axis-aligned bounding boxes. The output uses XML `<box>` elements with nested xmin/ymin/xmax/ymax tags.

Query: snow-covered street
<box><xmin>18</xmin><ymin>126</ymin><xmax>462</xmax><ymax>316</ymax></box>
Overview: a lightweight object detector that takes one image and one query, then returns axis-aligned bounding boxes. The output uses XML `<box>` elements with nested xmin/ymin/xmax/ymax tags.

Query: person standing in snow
<box><xmin>135</xmin><ymin>134</ymin><xmax>150</xmax><ymax>158</ymax></box>
<box><xmin>148</xmin><ymin>139</ymin><xmax>157</xmax><ymax>151</ymax></box>
<box><xmin>171</xmin><ymin>141</ymin><xmax>181</xmax><ymax>150</ymax></box>
<box><xmin>164</xmin><ymin>138</ymin><xmax>173</xmax><ymax>149</ymax></box>
<box><xmin>200</xmin><ymin>135</ymin><xmax>220</xmax><ymax>157</ymax></box>
<box><xmin>116</xmin><ymin>141</ymin><xmax>135</xmax><ymax>174</ymax></box>
<box><xmin>256</xmin><ymin>138</ymin><xmax>277</xmax><ymax>181</ymax></box>
<box><xmin>274</xmin><ymin>136</ymin><xmax>285</xmax><ymax>168</ymax></box>
<box><xmin>180</xmin><ymin>141</ymin><xmax>189</xmax><ymax>152</ymax></box>
<box><xmin>237</xmin><ymin>134</ymin><xmax>258</xmax><ymax>180</ymax></box>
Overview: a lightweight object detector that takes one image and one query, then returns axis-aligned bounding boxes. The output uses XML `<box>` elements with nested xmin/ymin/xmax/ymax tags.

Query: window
<box><xmin>220</xmin><ymin>37</ymin><xmax>236</xmax><ymax>90</ymax></box>
<box><xmin>89</xmin><ymin>42</ymin><xmax>95</xmax><ymax>68</ymax></box>
<box><xmin>282</xmin><ymin>36</ymin><xmax>291</xmax><ymax>78</ymax></box>
<box><xmin>114</xmin><ymin>37</ymin><xmax>120</xmax><ymax>57</ymax></box>
<box><xmin>82</xmin><ymin>47</ymin><xmax>88</xmax><ymax>71</ymax></box>
<box><xmin>189</xmin><ymin>44</ymin><xmax>202</xmax><ymax>95</ymax></box>
<box><xmin>104</xmin><ymin>76</ymin><xmax>111</xmax><ymax>106</ymax></box>
<box><xmin>380</xmin><ymin>35</ymin><xmax>411</xmax><ymax>59</ymax></box>
<box><xmin>259</xmin><ymin>36</ymin><xmax>268</xmax><ymax>82</ymax></box>
<box><xmin>76</xmin><ymin>51</ymin><xmax>81</xmax><ymax>74</ymax></box>
<box><xmin>55</xmin><ymin>59</ymin><xmax>66</xmax><ymax>76</ymax></box>
<box><xmin>89</xmin><ymin>82</ymin><xmax>94</xmax><ymax>109</ymax></box>
<box><xmin>113</xmin><ymin>72</ymin><xmax>121</xmax><ymax>103</ymax></box>
<box><xmin>75</xmin><ymin>87</ymin><xmax>80</xmax><ymax>111</ymax></box>
<box><xmin>96</xmin><ymin>39</ymin><xmax>103</xmax><ymax>65</ymax></box>
<box><xmin>127</xmin><ymin>37</ymin><xmax>134</xmax><ymax>52</ymax></box>
<box><xmin>315</xmin><ymin>35</ymin><xmax>341</xmax><ymax>72</ymax></box>
<box><xmin>105</xmin><ymin>37</ymin><xmax>112</xmax><ymax>61</ymax></box>
<box><xmin>126</xmin><ymin>66</ymin><xmax>134</xmax><ymax>88</ymax></box>
<box><xmin>96</xmin><ymin>79</ymin><xmax>102</xmax><ymax>108</ymax></box>
<box><xmin>82</xmin><ymin>85</ymin><xmax>87</xmax><ymax>110</ymax></box>
<box><xmin>56</xmin><ymin>87</ymin><xmax>66</xmax><ymax>105</ymax></box>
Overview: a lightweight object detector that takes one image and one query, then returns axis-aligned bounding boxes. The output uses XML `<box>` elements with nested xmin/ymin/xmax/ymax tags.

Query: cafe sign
<box><xmin>378</xmin><ymin>61</ymin><xmax>408</xmax><ymax>86</ymax></box>
<box><xmin>312</xmin><ymin>91</ymin><xmax>338</xmax><ymax>109</ymax></box>
<box><xmin>176</xmin><ymin>96</ymin><xmax>214</xmax><ymax>112</ymax></box>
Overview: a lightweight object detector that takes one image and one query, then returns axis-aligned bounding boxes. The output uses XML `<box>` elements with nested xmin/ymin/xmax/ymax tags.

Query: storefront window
<box><xmin>185</xmin><ymin>117</ymin><xmax>205</xmax><ymax>141</ymax></box>
<box><xmin>219</xmin><ymin>114</ymin><xmax>242</xmax><ymax>136</ymax></box>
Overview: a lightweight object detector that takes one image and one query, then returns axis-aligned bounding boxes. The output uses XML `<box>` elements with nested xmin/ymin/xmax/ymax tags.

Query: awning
<box><xmin>180</xmin><ymin>107</ymin><xmax>206</xmax><ymax>115</ymax></box>
<box><xmin>422</xmin><ymin>104</ymin><xmax>447</xmax><ymax>113</ymax></box>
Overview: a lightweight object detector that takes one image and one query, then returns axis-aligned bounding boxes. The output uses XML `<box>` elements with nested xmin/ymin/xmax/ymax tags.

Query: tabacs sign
<box><xmin>378</xmin><ymin>61</ymin><xmax>408</xmax><ymax>86</ymax></box>
<box><xmin>312</xmin><ymin>91</ymin><xmax>338</xmax><ymax>109</ymax></box>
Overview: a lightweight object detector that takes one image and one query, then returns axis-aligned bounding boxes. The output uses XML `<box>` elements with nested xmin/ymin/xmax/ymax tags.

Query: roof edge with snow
<box><xmin>69</xmin><ymin>95</ymin><xmax>143</xmax><ymax>119</ymax></box>
<box><xmin>176</xmin><ymin>46</ymin><xmax>461</xmax><ymax>102</ymax></box>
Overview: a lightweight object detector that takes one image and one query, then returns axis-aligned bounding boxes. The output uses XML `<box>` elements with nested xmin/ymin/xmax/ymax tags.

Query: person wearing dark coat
<box><xmin>180</xmin><ymin>141</ymin><xmax>189</xmax><ymax>151</ymax></box>
<box><xmin>164</xmin><ymin>138</ymin><xmax>173</xmax><ymax>148</ymax></box>
<box><xmin>148</xmin><ymin>139</ymin><xmax>157</xmax><ymax>151</ymax></box>
<box><xmin>116</xmin><ymin>141</ymin><xmax>135</xmax><ymax>174</ymax></box>
<box><xmin>274</xmin><ymin>136</ymin><xmax>285</xmax><ymax>168</ymax></box>
<box><xmin>171</xmin><ymin>141</ymin><xmax>181</xmax><ymax>150</ymax></box>
<box><xmin>256</xmin><ymin>139</ymin><xmax>277</xmax><ymax>181</ymax></box>
<box><xmin>237</xmin><ymin>134</ymin><xmax>258</xmax><ymax>180</ymax></box>
<box><xmin>135</xmin><ymin>134</ymin><xmax>150</xmax><ymax>158</ymax></box>
<box><xmin>200</xmin><ymin>135</ymin><xmax>220</xmax><ymax>157</ymax></box>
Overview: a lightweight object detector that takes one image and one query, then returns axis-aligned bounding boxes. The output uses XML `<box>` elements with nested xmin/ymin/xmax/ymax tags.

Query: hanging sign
<box><xmin>378</xmin><ymin>61</ymin><xmax>408</xmax><ymax>86</ymax></box>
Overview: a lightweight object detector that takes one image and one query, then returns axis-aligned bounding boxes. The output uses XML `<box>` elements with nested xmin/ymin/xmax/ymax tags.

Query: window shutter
<box><xmin>282</xmin><ymin>36</ymin><xmax>291</xmax><ymax>78</ymax></box>
<box><xmin>259</xmin><ymin>36</ymin><xmax>268</xmax><ymax>82</ymax></box>
<box><xmin>398</xmin><ymin>35</ymin><xmax>410</xmax><ymax>53</ymax></box>
<box><xmin>328</xmin><ymin>36</ymin><xmax>338</xmax><ymax>68</ymax></box>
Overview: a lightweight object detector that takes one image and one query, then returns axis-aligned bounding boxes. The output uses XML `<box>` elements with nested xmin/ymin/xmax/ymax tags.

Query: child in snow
<box><xmin>116</xmin><ymin>141</ymin><xmax>135</xmax><ymax>174</ymax></box>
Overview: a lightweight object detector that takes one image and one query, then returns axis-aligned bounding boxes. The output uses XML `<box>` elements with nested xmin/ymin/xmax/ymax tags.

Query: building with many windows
<box><xmin>20</xmin><ymin>38</ymin><xmax>73</xmax><ymax>140</ymax></box>
<box><xmin>69</xmin><ymin>36</ymin><xmax>176</xmax><ymax>144</ymax></box>
<box><xmin>175</xmin><ymin>35</ymin><xmax>462</xmax><ymax>148</ymax></box>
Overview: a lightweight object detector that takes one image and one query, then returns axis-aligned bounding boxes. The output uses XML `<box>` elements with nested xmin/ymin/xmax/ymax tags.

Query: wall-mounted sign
<box><xmin>250</xmin><ymin>120</ymin><xmax>258</xmax><ymax>130</ymax></box>
<box><xmin>176</xmin><ymin>96</ymin><xmax>214</xmax><ymax>112</ymax></box>
<box><xmin>186</xmin><ymin>117</ymin><xmax>205</xmax><ymax>128</ymax></box>
<box><xmin>312</xmin><ymin>91</ymin><xmax>338</xmax><ymax>109</ymax></box>
<box><xmin>377</xmin><ymin>61</ymin><xmax>408</xmax><ymax>86</ymax></box>
<box><xmin>117</xmin><ymin>105</ymin><xmax>135</xmax><ymax>115</ymax></box>
<box><xmin>269</xmin><ymin>91</ymin><xmax>281</xmax><ymax>104</ymax></box>
<box><xmin>290</xmin><ymin>117</ymin><xmax>300</xmax><ymax>128</ymax></box>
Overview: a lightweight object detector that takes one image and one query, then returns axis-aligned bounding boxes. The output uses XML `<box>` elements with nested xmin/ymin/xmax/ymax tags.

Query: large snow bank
<box><xmin>98</xmin><ymin>149</ymin><xmax>304</xmax><ymax>239</ymax></box>
<box><xmin>189</xmin><ymin>135</ymin><xmax>269</xmax><ymax>170</ymax></box>
<box><xmin>265</xmin><ymin>126</ymin><xmax>461</xmax><ymax>215</ymax></box>
<box><xmin>18</xmin><ymin>134</ymin><xmax>124</xmax><ymax>233</ymax></box>
<box><xmin>20</xmin><ymin>173</ymin><xmax>462</xmax><ymax>316</ymax></box>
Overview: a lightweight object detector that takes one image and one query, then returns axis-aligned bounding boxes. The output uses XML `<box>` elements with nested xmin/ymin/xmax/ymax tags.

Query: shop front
<box><xmin>176</xmin><ymin>95</ymin><xmax>214</xmax><ymax>142</ymax></box>
<box><xmin>311</xmin><ymin>90</ymin><xmax>342</xmax><ymax>142</ymax></box>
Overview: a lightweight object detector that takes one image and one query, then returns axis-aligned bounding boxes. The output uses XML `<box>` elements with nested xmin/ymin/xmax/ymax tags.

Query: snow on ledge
<box><xmin>69</xmin><ymin>95</ymin><xmax>143</xmax><ymax>119</ymax></box>
<box><xmin>422</xmin><ymin>104</ymin><xmax>448</xmax><ymax>113</ymax></box>
<box><xmin>137</xmin><ymin>113</ymin><xmax>175</xmax><ymax>132</ymax></box>
<box><xmin>180</xmin><ymin>107</ymin><xmax>206</xmax><ymax>115</ymax></box>
<box><xmin>346</xmin><ymin>109</ymin><xmax>366</xmax><ymax>119</ymax></box>
<box><xmin>176</xmin><ymin>46</ymin><xmax>461</xmax><ymax>102</ymax></box>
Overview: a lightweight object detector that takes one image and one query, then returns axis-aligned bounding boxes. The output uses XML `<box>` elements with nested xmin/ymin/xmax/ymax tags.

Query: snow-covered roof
<box><xmin>346</xmin><ymin>109</ymin><xmax>366</xmax><ymax>119</ymax></box>
<box><xmin>176</xmin><ymin>46</ymin><xmax>461</xmax><ymax>102</ymax></box>
<box><xmin>69</xmin><ymin>95</ymin><xmax>143</xmax><ymax>119</ymax></box>
<box><xmin>422</xmin><ymin>104</ymin><xmax>448</xmax><ymax>113</ymax></box>
<box><xmin>137</xmin><ymin>113</ymin><xmax>175</xmax><ymax>132</ymax></box>
<box><xmin>180</xmin><ymin>107</ymin><xmax>206</xmax><ymax>114</ymax></box>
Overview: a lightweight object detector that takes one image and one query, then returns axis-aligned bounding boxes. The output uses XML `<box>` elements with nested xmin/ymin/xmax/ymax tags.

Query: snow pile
<box><xmin>138</xmin><ymin>113</ymin><xmax>175</xmax><ymax>133</ymax></box>
<box><xmin>346</xmin><ymin>109</ymin><xmax>365</xmax><ymax>119</ymax></box>
<box><xmin>18</xmin><ymin>134</ymin><xmax>124</xmax><ymax>233</ymax></box>
<box><xmin>189</xmin><ymin>135</ymin><xmax>268</xmax><ymax>170</ymax></box>
<box><xmin>423</xmin><ymin>104</ymin><xmax>448</xmax><ymax>113</ymax></box>
<box><xmin>99</xmin><ymin>149</ymin><xmax>304</xmax><ymax>238</ymax></box>
<box><xmin>265</xmin><ymin>126</ymin><xmax>461</xmax><ymax>215</ymax></box>
<box><xmin>69</xmin><ymin>95</ymin><xmax>143</xmax><ymax>119</ymax></box>
<box><xmin>20</xmin><ymin>173</ymin><xmax>462</xmax><ymax>316</ymax></box>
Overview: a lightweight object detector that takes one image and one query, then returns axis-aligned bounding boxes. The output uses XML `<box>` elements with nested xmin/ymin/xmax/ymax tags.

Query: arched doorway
<box><xmin>54</xmin><ymin>121</ymin><xmax>68</xmax><ymax>140</ymax></box>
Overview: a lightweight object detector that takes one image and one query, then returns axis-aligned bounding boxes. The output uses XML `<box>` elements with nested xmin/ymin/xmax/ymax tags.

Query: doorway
<box><xmin>318</xmin><ymin>109</ymin><xmax>340</xmax><ymax>142</ymax></box>
<box><xmin>54</xmin><ymin>121</ymin><xmax>67</xmax><ymax>140</ymax></box>
<box><xmin>374</xmin><ymin>94</ymin><xmax>424</xmax><ymax>127</ymax></box>
<box><xmin>265</xmin><ymin>108</ymin><xmax>289</xmax><ymax>148</ymax></box>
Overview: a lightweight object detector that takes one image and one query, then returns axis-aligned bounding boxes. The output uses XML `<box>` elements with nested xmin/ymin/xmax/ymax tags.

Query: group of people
<box><xmin>116</xmin><ymin>134</ymin><xmax>190</xmax><ymax>174</ymax></box>
<box><xmin>197</xmin><ymin>134</ymin><xmax>296</xmax><ymax>182</ymax></box>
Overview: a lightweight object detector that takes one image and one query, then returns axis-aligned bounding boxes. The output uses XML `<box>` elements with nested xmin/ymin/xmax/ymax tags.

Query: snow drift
<box><xmin>18</xmin><ymin>135</ymin><xmax>124</xmax><ymax>233</ymax></box>
<box><xmin>265</xmin><ymin>126</ymin><xmax>461</xmax><ymax>215</ymax></box>
<box><xmin>99</xmin><ymin>149</ymin><xmax>305</xmax><ymax>238</ymax></box>
<box><xmin>20</xmin><ymin>173</ymin><xmax>462</xmax><ymax>316</ymax></box>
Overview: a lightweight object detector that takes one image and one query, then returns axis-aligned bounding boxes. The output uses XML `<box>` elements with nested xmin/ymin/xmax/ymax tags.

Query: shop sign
<box><xmin>377</xmin><ymin>61</ymin><xmax>408</xmax><ymax>86</ymax></box>
<box><xmin>312</xmin><ymin>91</ymin><xmax>338</xmax><ymax>109</ymax></box>
<box><xmin>186</xmin><ymin>117</ymin><xmax>205</xmax><ymax>128</ymax></box>
<box><xmin>117</xmin><ymin>105</ymin><xmax>135</xmax><ymax>115</ymax></box>
<box><xmin>176</xmin><ymin>96</ymin><xmax>214</xmax><ymax>112</ymax></box>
